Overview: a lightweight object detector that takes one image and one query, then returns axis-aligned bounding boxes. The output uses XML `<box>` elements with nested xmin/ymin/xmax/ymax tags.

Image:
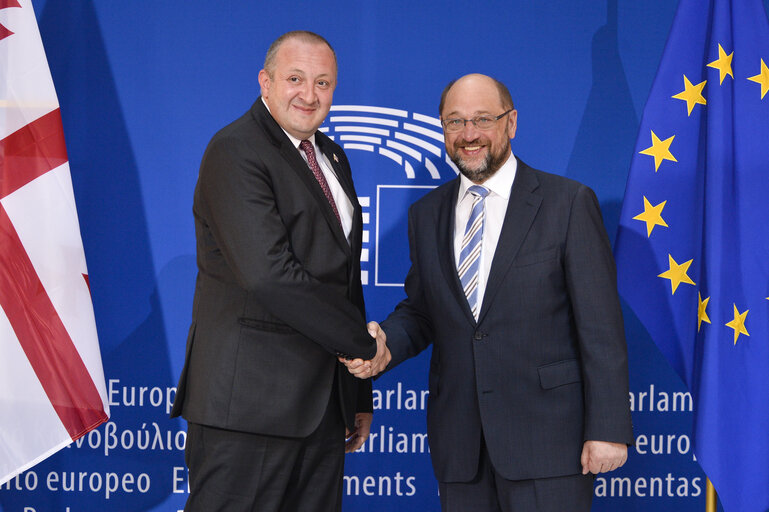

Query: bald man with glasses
<box><xmin>343</xmin><ymin>73</ymin><xmax>634</xmax><ymax>511</ymax></box>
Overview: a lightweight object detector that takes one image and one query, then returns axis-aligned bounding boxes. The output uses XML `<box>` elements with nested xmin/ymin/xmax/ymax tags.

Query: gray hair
<box><xmin>439</xmin><ymin>75</ymin><xmax>515</xmax><ymax>116</ymax></box>
<box><xmin>263</xmin><ymin>31</ymin><xmax>337</xmax><ymax>76</ymax></box>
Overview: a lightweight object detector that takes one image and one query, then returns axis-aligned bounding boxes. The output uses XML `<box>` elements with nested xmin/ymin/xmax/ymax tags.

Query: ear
<box><xmin>258</xmin><ymin>69</ymin><xmax>271</xmax><ymax>98</ymax></box>
<box><xmin>507</xmin><ymin>109</ymin><xmax>518</xmax><ymax>140</ymax></box>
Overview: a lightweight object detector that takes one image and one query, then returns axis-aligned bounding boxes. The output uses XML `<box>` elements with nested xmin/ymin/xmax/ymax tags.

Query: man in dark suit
<box><xmin>171</xmin><ymin>31</ymin><xmax>389</xmax><ymax>512</ymax></box>
<box><xmin>344</xmin><ymin>74</ymin><xmax>633</xmax><ymax>511</ymax></box>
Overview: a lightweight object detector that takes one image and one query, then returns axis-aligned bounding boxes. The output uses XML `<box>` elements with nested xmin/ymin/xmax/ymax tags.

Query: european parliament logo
<box><xmin>321</xmin><ymin>105</ymin><xmax>456</xmax><ymax>288</ymax></box>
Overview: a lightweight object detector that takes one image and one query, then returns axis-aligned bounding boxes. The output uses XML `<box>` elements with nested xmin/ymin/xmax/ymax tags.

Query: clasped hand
<box><xmin>339</xmin><ymin>321</ymin><xmax>390</xmax><ymax>379</ymax></box>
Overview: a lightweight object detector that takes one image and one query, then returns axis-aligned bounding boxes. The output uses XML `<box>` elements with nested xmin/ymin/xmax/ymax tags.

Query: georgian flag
<box><xmin>0</xmin><ymin>0</ymin><xmax>109</xmax><ymax>484</ymax></box>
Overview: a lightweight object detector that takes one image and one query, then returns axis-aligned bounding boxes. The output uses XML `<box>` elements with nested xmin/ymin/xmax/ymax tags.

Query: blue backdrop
<box><xmin>3</xmin><ymin>1</ymin><xmax>768</xmax><ymax>510</ymax></box>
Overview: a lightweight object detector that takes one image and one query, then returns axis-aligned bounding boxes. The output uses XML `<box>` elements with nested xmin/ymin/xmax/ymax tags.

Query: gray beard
<box><xmin>451</xmin><ymin>148</ymin><xmax>507</xmax><ymax>184</ymax></box>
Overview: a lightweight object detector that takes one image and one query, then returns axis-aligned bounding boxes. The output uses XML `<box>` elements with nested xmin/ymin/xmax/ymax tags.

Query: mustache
<box><xmin>455</xmin><ymin>138</ymin><xmax>487</xmax><ymax>147</ymax></box>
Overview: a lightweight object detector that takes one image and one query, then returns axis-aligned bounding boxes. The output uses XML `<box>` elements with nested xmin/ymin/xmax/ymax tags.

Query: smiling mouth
<box><xmin>458</xmin><ymin>145</ymin><xmax>486</xmax><ymax>155</ymax></box>
<box><xmin>291</xmin><ymin>102</ymin><xmax>319</xmax><ymax>115</ymax></box>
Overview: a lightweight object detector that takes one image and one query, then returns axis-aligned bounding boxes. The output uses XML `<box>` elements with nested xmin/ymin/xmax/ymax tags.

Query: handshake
<box><xmin>339</xmin><ymin>321</ymin><xmax>391</xmax><ymax>379</ymax></box>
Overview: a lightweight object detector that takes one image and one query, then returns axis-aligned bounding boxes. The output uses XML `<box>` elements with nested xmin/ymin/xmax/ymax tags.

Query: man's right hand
<box><xmin>339</xmin><ymin>321</ymin><xmax>390</xmax><ymax>379</ymax></box>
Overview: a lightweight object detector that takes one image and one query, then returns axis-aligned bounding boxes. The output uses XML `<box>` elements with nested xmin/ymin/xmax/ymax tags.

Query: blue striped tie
<box><xmin>457</xmin><ymin>185</ymin><xmax>489</xmax><ymax>320</ymax></box>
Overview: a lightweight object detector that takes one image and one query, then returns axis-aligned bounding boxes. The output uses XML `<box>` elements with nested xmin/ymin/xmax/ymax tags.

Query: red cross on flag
<box><xmin>0</xmin><ymin>0</ymin><xmax>109</xmax><ymax>484</ymax></box>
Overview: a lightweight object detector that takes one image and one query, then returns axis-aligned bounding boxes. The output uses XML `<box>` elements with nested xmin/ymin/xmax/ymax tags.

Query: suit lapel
<box><xmin>318</xmin><ymin>136</ymin><xmax>359</xmax><ymax>255</ymax></box>
<box><xmin>477</xmin><ymin>160</ymin><xmax>542</xmax><ymax>323</ymax></box>
<box><xmin>252</xmin><ymin>100</ymin><xmax>351</xmax><ymax>255</ymax></box>
<box><xmin>436</xmin><ymin>178</ymin><xmax>478</xmax><ymax>325</ymax></box>
<box><xmin>318</xmin><ymin>139</ymin><xmax>354</xmax><ymax>201</ymax></box>
<box><xmin>278</xmin><ymin>141</ymin><xmax>351</xmax><ymax>253</ymax></box>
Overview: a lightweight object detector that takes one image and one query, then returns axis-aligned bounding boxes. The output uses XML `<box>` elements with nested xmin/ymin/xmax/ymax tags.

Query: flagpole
<box><xmin>706</xmin><ymin>478</ymin><xmax>718</xmax><ymax>512</ymax></box>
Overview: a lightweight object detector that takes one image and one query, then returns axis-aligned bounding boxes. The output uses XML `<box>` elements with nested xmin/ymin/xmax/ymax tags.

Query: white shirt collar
<box><xmin>458</xmin><ymin>151</ymin><xmax>517</xmax><ymax>202</ymax></box>
<box><xmin>261</xmin><ymin>97</ymin><xmax>317</xmax><ymax>149</ymax></box>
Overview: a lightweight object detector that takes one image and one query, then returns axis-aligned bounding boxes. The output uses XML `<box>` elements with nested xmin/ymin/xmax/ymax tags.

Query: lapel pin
<box><xmin>333</xmin><ymin>153</ymin><xmax>339</xmax><ymax>163</ymax></box>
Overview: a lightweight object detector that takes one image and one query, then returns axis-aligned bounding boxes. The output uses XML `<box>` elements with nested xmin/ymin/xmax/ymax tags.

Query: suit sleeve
<box><xmin>564</xmin><ymin>185</ymin><xmax>634</xmax><ymax>445</ymax></box>
<box><xmin>198</xmin><ymin>135</ymin><xmax>376</xmax><ymax>361</ymax></box>
<box><xmin>356</xmin><ymin>378</ymin><xmax>373</xmax><ymax>413</ymax></box>
<box><xmin>381</xmin><ymin>206</ymin><xmax>435</xmax><ymax>369</ymax></box>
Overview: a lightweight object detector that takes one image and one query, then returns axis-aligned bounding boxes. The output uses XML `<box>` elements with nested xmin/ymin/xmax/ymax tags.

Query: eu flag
<box><xmin>614</xmin><ymin>0</ymin><xmax>769</xmax><ymax>510</ymax></box>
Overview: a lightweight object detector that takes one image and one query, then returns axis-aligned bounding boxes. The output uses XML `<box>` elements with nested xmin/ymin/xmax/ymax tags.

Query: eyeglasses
<box><xmin>442</xmin><ymin>109</ymin><xmax>513</xmax><ymax>133</ymax></box>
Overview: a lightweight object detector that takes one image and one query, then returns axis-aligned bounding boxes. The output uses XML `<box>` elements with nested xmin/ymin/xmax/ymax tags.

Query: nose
<box><xmin>298</xmin><ymin>81</ymin><xmax>317</xmax><ymax>104</ymax></box>
<box><xmin>460</xmin><ymin>119</ymin><xmax>481</xmax><ymax>140</ymax></box>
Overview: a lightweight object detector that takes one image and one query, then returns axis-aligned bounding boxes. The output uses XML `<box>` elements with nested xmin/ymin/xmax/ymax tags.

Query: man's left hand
<box><xmin>345</xmin><ymin>413</ymin><xmax>372</xmax><ymax>453</ymax></box>
<box><xmin>580</xmin><ymin>440</ymin><xmax>628</xmax><ymax>474</ymax></box>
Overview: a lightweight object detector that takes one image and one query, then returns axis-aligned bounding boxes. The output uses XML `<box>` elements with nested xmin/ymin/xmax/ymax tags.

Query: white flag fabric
<box><xmin>0</xmin><ymin>0</ymin><xmax>109</xmax><ymax>485</ymax></box>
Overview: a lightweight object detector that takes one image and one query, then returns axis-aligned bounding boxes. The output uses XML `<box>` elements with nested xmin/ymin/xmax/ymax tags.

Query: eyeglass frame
<box><xmin>441</xmin><ymin>109</ymin><xmax>514</xmax><ymax>133</ymax></box>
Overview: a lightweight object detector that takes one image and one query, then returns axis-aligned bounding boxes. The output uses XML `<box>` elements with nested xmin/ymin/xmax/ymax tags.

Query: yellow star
<box><xmin>672</xmin><ymin>75</ymin><xmax>707</xmax><ymax>115</ymax></box>
<box><xmin>658</xmin><ymin>254</ymin><xmax>696</xmax><ymax>294</ymax></box>
<box><xmin>633</xmin><ymin>196</ymin><xmax>668</xmax><ymax>237</ymax></box>
<box><xmin>707</xmin><ymin>44</ymin><xmax>734</xmax><ymax>85</ymax></box>
<box><xmin>698</xmin><ymin>292</ymin><xmax>711</xmax><ymax>332</ymax></box>
<box><xmin>747</xmin><ymin>59</ymin><xmax>769</xmax><ymax>99</ymax></box>
<box><xmin>639</xmin><ymin>131</ymin><xmax>677</xmax><ymax>172</ymax></box>
<box><xmin>725</xmin><ymin>304</ymin><xmax>749</xmax><ymax>345</ymax></box>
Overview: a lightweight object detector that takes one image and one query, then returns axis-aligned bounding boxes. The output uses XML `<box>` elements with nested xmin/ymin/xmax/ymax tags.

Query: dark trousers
<box><xmin>183</xmin><ymin>388</ymin><xmax>345</xmax><ymax>512</ymax></box>
<box><xmin>439</xmin><ymin>437</ymin><xmax>594</xmax><ymax>512</ymax></box>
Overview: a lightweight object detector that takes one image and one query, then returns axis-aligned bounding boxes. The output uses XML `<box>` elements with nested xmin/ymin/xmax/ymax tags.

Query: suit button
<box><xmin>473</xmin><ymin>332</ymin><xmax>484</xmax><ymax>341</ymax></box>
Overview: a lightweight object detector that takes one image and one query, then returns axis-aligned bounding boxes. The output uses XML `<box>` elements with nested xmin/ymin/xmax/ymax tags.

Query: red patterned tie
<box><xmin>299</xmin><ymin>140</ymin><xmax>341</xmax><ymax>225</ymax></box>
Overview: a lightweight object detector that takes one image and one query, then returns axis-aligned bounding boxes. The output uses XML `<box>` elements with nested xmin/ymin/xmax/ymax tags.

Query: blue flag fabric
<box><xmin>614</xmin><ymin>0</ymin><xmax>769</xmax><ymax>510</ymax></box>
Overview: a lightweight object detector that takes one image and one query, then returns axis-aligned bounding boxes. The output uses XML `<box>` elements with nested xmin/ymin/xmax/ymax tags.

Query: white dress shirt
<box><xmin>454</xmin><ymin>152</ymin><xmax>517</xmax><ymax>311</ymax></box>
<box><xmin>262</xmin><ymin>99</ymin><xmax>354</xmax><ymax>242</ymax></box>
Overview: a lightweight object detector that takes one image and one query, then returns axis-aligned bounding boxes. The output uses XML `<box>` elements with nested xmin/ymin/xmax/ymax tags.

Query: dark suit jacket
<box><xmin>171</xmin><ymin>99</ymin><xmax>376</xmax><ymax>437</ymax></box>
<box><xmin>382</xmin><ymin>158</ymin><xmax>633</xmax><ymax>482</ymax></box>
